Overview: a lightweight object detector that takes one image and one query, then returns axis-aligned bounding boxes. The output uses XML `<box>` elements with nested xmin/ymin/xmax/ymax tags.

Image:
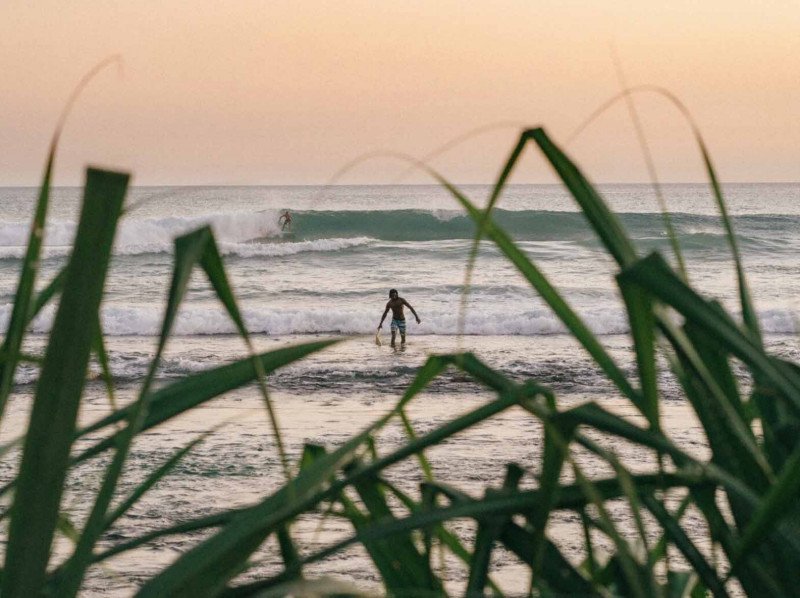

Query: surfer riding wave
<box><xmin>278</xmin><ymin>210</ymin><xmax>292</xmax><ymax>232</ymax></box>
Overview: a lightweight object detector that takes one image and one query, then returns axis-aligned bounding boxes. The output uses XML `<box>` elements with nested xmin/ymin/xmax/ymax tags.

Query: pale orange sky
<box><xmin>1</xmin><ymin>1</ymin><xmax>798</xmax><ymax>186</ymax></box>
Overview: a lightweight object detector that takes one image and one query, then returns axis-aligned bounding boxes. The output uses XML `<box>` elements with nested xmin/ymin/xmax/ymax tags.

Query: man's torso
<box><xmin>387</xmin><ymin>298</ymin><xmax>405</xmax><ymax>320</ymax></box>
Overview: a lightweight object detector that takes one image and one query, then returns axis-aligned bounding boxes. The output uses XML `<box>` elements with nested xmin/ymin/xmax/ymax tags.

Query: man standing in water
<box><xmin>378</xmin><ymin>289</ymin><xmax>421</xmax><ymax>347</ymax></box>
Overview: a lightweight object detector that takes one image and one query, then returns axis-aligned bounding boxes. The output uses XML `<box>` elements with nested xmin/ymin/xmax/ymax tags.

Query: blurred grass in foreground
<box><xmin>1</xmin><ymin>67</ymin><xmax>799</xmax><ymax>597</ymax></box>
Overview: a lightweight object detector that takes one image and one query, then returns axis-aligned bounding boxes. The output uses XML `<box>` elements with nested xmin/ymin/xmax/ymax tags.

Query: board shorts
<box><xmin>390</xmin><ymin>318</ymin><xmax>407</xmax><ymax>333</ymax></box>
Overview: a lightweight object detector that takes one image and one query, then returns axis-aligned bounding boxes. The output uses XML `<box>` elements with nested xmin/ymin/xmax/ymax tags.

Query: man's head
<box><xmin>389</xmin><ymin>289</ymin><xmax>398</xmax><ymax>299</ymax></box>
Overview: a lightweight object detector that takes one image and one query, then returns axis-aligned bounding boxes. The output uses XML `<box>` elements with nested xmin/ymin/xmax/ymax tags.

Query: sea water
<box><xmin>0</xmin><ymin>183</ymin><xmax>798</xmax><ymax>593</ymax></box>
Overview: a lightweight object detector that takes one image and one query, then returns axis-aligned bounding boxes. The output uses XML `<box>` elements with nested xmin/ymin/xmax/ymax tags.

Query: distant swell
<box><xmin>0</xmin><ymin>210</ymin><xmax>374</xmax><ymax>258</ymax></box>
<box><xmin>0</xmin><ymin>209</ymin><xmax>796</xmax><ymax>258</ymax></box>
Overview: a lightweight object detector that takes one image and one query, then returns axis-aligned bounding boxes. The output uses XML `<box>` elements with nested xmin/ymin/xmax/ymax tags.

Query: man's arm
<box><xmin>402</xmin><ymin>299</ymin><xmax>421</xmax><ymax>324</ymax></box>
<box><xmin>378</xmin><ymin>304</ymin><xmax>390</xmax><ymax>328</ymax></box>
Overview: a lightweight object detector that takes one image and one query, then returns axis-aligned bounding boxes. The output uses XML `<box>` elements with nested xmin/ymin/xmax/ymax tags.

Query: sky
<box><xmin>1</xmin><ymin>1</ymin><xmax>798</xmax><ymax>186</ymax></box>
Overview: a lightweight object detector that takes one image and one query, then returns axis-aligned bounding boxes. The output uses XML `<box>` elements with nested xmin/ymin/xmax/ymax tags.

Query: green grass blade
<box><xmin>569</xmin><ymin>458</ymin><xmax>652</xmax><ymax>598</ymax></box>
<box><xmin>618</xmin><ymin>276</ymin><xmax>660</xmax><ymax>429</ymax></box>
<box><xmin>691</xmin><ymin>127</ymin><xmax>762</xmax><ymax>345</ymax></box>
<box><xmin>387</xmin><ymin>481</ymin><xmax>504</xmax><ymax>596</ymax></box>
<box><xmin>348</xmin><ymin>465</ymin><xmax>441</xmax><ymax>594</ymax></box>
<box><xmin>529</xmin><ymin>415</ymin><xmax>572</xmax><ymax>578</ymax></box>
<box><xmin>621</xmin><ymin>253</ymin><xmax>800</xmax><ymax>411</ymax></box>
<box><xmin>55</xmin><ymin>227</ymin><xmax>253</xmax><ymax>597</ymax></box>
<box><xmin>438</xmin><ymin>180</ymin><xmax>642</xmax><ymax>408</ymax></box>
<box><xmin>398</xmin><ymin>407</ymin><xmax>435</xmax><ymax>481</ymax></box>
<box><xmin>197</xmin><ymin>232</ymin><xmax>291</xmax><ymax>480</ymax></box>
<box><xmin>0</xmin><ymin>57</ymin><xmax>120</xmax><ymax>427</ymax></box>
<box><xmin>30</xmin><ymin>266</ymin><xmax>67</xmax><ymax>322</ymax></box>
<box><xmin>675</xmin><ymin>332</ymin><xmax>769</xmax><ymax>490</ymax></box>
<box><xmin>733</xmin><ymin>441</ymin><xmax>800</xmax><ymax>568</ymax></box>
<box><xmin>105</xmin><ymin>428</ymin><xmax>218</xmax><ymax>529</ymax></box>
<box><xmin>0</xmin><ymin>153</ymin><xmax>54</xmax><ymax>422</ymax></box>
<box><xmin>91</xmin><ymin>317</ymin><xmax>118</xmax><ymax>412</ymax></box>
<box><xmin>458</xmin><ymin>135</ymin><xmax>527</xmax><ymax>336</ymax></box>
<box><xmin>2</xmin><ymin>168</ymin><xmax>128</xmax><ymax>598</ymax></box>
<box><xmin>642</xmin><ymin>494</ymin><xmax>729</xmax><ymax>598</ymax></box>
<box><xmin>94</xmin><ymin>509</ymin><xmax>245</xmax><ymax>564</ymax></box>
<box><xmin>530</xmin><ymin>128</ymin><xmax>637</xmax><ymax>268</ymax></box>
<box><xmin>499</xmin><ymin>518</ymin><xmax>594</xmax><ymax>596</ymax></box>
<box><xmin>466</xmin><ymin>464</ymin><xmax>523</xmax><ymax>595</ymax></box>
<box><xmin>72</xmin><ymin>341</ymin><xmax>338</xmax><ymax>465</ymax></box>
<box><xmin>647</xmin><ymin>494</ymin><xmax>691</xmax><ymax>569</ymax></box>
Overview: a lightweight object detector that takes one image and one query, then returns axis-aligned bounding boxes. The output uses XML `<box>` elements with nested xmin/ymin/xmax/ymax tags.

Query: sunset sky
<box><xmin>1</xmin><ymin>1</ymin><xmax>798</xmax><ymax>186</ymax></box>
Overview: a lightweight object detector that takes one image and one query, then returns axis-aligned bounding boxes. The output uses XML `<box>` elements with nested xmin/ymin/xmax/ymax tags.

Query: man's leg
<box><xmin>390</xmin><ymin>324</ymin><xmax>396</xmax><ymax>347</ymax></box>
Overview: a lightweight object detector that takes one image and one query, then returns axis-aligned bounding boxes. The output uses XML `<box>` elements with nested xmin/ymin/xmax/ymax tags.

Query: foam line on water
<box><xmin>6</xmin><ymin>304</ymin><xmax>796</xmax><ymax>337</ymax></box>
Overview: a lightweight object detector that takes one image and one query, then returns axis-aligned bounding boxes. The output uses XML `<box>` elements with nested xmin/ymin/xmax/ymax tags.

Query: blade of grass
<box><xmin>642</xmin><ymin>494</ymin><xmax>729</xmax><ymax>598</ymax></box>
<box><xmin>530</xmin><ymin>128</ymin><xmax>637</xmax><ymax>268</ymax></box>
<box><xmin>197</xmin><ymin>232</ymin><xmax>291</xmax><ymax>481</ymax></box>
<box><xmin>2</xmin><ymin>168</ymin><xmax>128</xmax><ymax>598</ymax></box>
<box><xmin>91</xmin><ymin>316</ymin><xmax>118</xmax><ymax>412</ymax></box>
<box><xmin>621</xmin><ymin>252</ymin><xmax>800</xmax><ymax>412</ymax></box>
<box><xmin>610</xmin><ymin>49</ymin><xmax>687</xmax><ymax>279</ymax></box>
<box><xmin>72</xmin><ymin>340</ymin><xmax>338</xmax><ymax>466</ymax></box>
<box><xmin>567</xmin><ymin>84</ymin><xmax>761</xmax><ymax>342</ymax></box>
<box><xmin>466</xmin><ymin>464</ymin><xmax>523</xmax><ymax>595</ymax></box>
<box><xmin>56</xmin><ymin>227</ymin><xmax>275</xmax><ymax>596</ymax></box>
<box><xmin>733</xmin><ymin>440</ymin><xmax>800</xmax><ymax>568</ymax></box>
<box><xmin>437</xmin><ymin>178</ymin><xmax>642</xmax><ymax>409</ymax></box>
<box><xmin>105</xmin><ymin>426</ymin><xmax>222</xmax><ymax>529</ymax></box>
<box><xmin>0</xmin><ymin>57</ymin><xmax>121</xmax><ymax>428</ymax></box>
<box><xmin>346</xmin><ymin>462</ymin><xmax>441</xmax><ymax>594</ymax></box>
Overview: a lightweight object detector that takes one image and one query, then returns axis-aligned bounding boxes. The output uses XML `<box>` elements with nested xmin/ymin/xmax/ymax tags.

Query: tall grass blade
<box><xmin>72</xmin><ymin>340</ymin><xmax>339</xmax><ymax>465</ymax></box>
<box><xmin>2</xmin><ymin>168</ymin><xmax>128</xmax><ymax>598</ymax></box>
<box><xmin>56</xmin><ymin>226</ymin><xmax>290</xmax><ymax>596</ymax></box>
<box><xmin>529</xmin><ymin>416</ymin><xmax>572</xmax><ymax>579</ymax></box>
<box><xmin>611</xmin><ymin>52</ymin><xmax>688</xmax><ymax>279</ymax></box>
<box><xmin>618</xmin><ymin>278</ymin><xmax>660</xmax><ymax>428</ymax></box>
<box><xmin>466</xmin><ymin>464</ymin><xmax>523</xmax><ymax>595</ymax></box>
<box><xmin>438</xmin><ymin>179</ymin><xmax>642</xmax><ymax>407</ymax></box>
<box><xmin>621</xmin><ymin>252</ymin><xmax>800</xmax><ymax>410</ymax></box>
<box><xmin>105</xmin><ymin>428</ymin><xmax>218</xmax><ymax>529</ymax></box>
<box><xmin>347</xmin><ymin>464</ymin><xmax>441</xmax><ymax>594</ymax></box>
<box><xmin>91</xmin><ymin>318</ymin><xmax>118</xmax><ymax>411</ymax></box>
<box><xmin>642</xmin><ymin>494</ymin><xmax>728</xmax><ymax>598</ymax></box>
<box><xmin>734</xmin><ymin>441</ymin><xmax>800</xmax><ymax>568</ymax></box>
<box><xmin>530</xmin><ymin>128</ymin><xmax>637</xmax><ymax>268</ymax></box>
<box><xmin>0</xmin><ymin>154</ymin><xmax>54</xmax><ymax>422</ymax></box>
<box><xmin>196</xmin><ymin>232</ymin><xmax>291</xmax><ymax>480</ymax></box>
<box><xmin>0</xmin><ymin>56</ymin><xmax>121</xmax><ymax>426</ymax></box>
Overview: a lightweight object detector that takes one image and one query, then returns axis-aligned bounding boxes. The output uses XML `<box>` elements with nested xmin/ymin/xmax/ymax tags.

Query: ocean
<box><xmin>1</xmin><ymin>182</ymin><xmax>799</xmax><ymax>593</ymax></box>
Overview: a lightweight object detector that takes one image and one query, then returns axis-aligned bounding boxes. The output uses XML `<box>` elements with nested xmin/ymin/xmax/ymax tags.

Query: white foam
<box><xmin>0</xmin><ymin>211</ymin><xmax>373</xmax><ymax>259</ymax></box>
<box><xmin>0</xmin><ymin>210</ymin><xmax>284</xmax><ymax>258</ymax></box>
<box><xmin>3</xmin><ymin>302</ymin><xmax>796</xmax><ymax>338</ymax></box>
<box><xmin>220</xmin><ymin>237</ymin><xmax>374</xmax><ymax>258</ymax></box>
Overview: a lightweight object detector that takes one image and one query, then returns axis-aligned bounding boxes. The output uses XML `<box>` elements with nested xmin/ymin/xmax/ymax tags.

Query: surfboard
<box><xmin>374</xmin><ymin>330</ymin><xmax>382</xmax><ymax>346</ymax></box>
